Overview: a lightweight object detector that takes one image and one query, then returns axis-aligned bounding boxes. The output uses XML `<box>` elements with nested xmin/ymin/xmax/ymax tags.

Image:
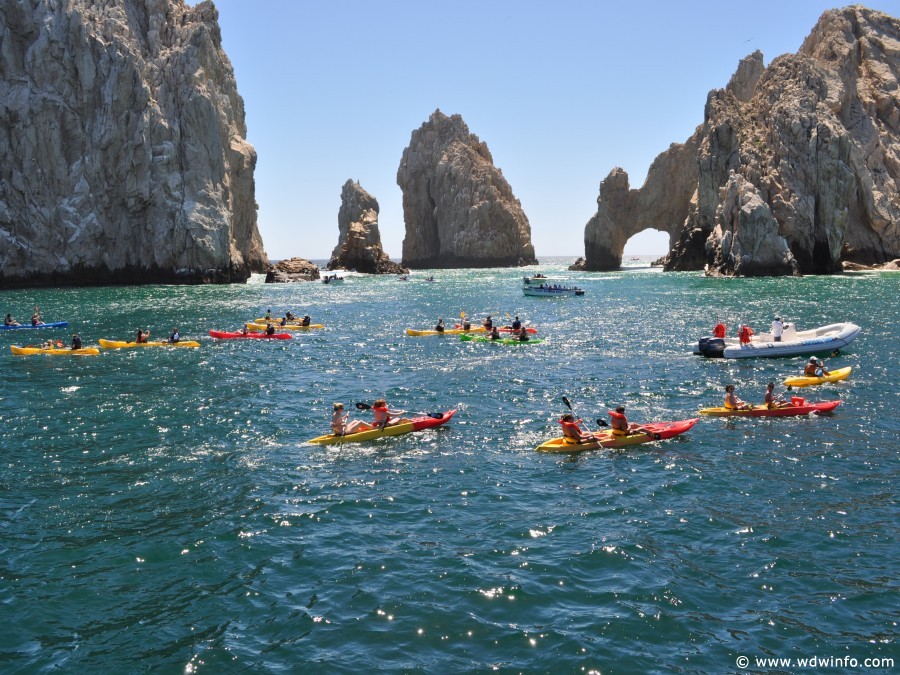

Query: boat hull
<box><xmin>11</xmin><ymin>345</ymin><xmax>99</xmax><ymax>356</ymax></box>
<box><xmin>536</xmin><ymin>418</ymin><xmax>699</xmax><ymax>452</ymax></box>
<box><xmin>694</xmin><ymin>323</ymin><xmax>861</xmax><ymax>358</ymax></box>
<box><xmin>784</xmin><ymin>366</ymin><xmax>852</xmax><ymax>388</ymax></box>
<box><xmin>209</xmin><ymin>330</ymin><xmax>291</xmax><ymax>340</ymax></box>
<box><xmin>308</xmin><ymin>410</ymin><xmax>456</xmax><ymax>445</ymax></box>
<box><xmin>699</xmin><ymin>400</ymin><xmax>841</xmax><ymax>417</ymax></box>
<box><xmin>1</xmin><ymin>321</ymin><xmax>69</xmax><ymax>330</ymax></box>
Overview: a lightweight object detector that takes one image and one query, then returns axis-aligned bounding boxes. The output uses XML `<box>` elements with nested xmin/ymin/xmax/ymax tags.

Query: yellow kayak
<box><xmin>308</xmin><ymin>410</ymin><xmax>456</xmax><ymax>445</ymax></box>
<box><xmin>246</xmin><ymin>322</ymin><xmax>324</xmax><ymax>331</ymax></box>
<box><xmin>98</xmin><ymin>339</ymin><xmax>200</xmax><ymax>349</ymax></box>
<box><xmin>11</xmin><ymin>345</ymin><xmax>100</xmax><ymax>356</ymax></box>
<box><xmin>784</xmin><ymin>366</ymin><xmax>852</xmax><ymax>388</ymax></box>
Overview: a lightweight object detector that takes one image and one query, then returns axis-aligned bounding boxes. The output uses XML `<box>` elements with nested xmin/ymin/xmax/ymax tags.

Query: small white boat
<box><xmin>693</xmin><ymin>322</ymin><xmax>861</xmax><ymax>358</ymax></box>
<box><xmin>322</xmin><ymin>274</ymin><xmax>344</xmax><ymax>284</ymax></box>
<box><xmin>523</xmin><ymin>282</ymin><xmax>584</xmax><ymax>297</ymax></box>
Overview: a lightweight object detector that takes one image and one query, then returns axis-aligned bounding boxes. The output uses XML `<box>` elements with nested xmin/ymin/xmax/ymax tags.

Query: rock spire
<box><xmin>397</xmin><ymin>110</ymin><xmax>537</xmax><ymax>268</ymax></box>
<box><xmin>0</xmin><ymin>0</ymin><xmax>267</xmax><ymax>287</ymax></box>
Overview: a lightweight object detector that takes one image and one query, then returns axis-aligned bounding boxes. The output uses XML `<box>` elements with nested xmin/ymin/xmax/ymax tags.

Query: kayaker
<box><xmin>372</xmin><ymin>399</ymin><xmax>408</xmax><ymax>428</ymax></box>
<box><xmin>559</xmin><ymin>413</ymin><xmax>594</xmax><ymax>444</ymax></box>
<box><xmin>609</xmin><ymin>406</ymin><xmax>649</xmax><ymax>435</ymax></box>
<box><xmin>331</xmin><ymin>403</ymin><xmax>369</xmax><ymax>435</ymax></box>
<box><xmin>489</xmin><ymin>327</ymin><xmax>501</xmax><ymax>340</ymax></box>
<box><xmin>265</xmin><ymin>309</ymin><xmax>273</xmax><ymax>321</ymax></box>
<box><xmin>724</xmin><ymin>385</ymin><xmax>752</xmax><ymax>411</ymax></box>
<box><xmin>168</xmin><ymin>327</ymin><xmax>180</xmax><ymax>343</ymax></box>
<box><xmin>31</xmin><ymin>312</ymin><xmax>42</xmax><ymax>326</ymax></box>
<box><xmin>435</xmin><ymin>318</ymin><xmax>445</xmax><ymax>333</ymax></box>
<box><xmin>764</xmin><ymin>382</ymin><xmax>790</xmax><ymax>409</ymax></box>
<box><xmin>738</xmin><ymin>324</ymin><xmax>754</xmax><ymax>344</ymax></box>
<box><xmin>71</xmin><ymin>334</ymin><xmax>82</xmax><ymax>350</ymax></box>
<box><xmin>511</xmin><ymin>316</ymin><xmax>522</xmax><ymax>333</ymax></box>
<box><xmin>483</xmin><ymin>315</ymin><xmax>493</xmax><ymax>331</ymax></box>
<box><xmin>518</xmin><ymin>330</ymin><xmax>530</xmax><ymax>342</ymax></box>
<box><xmin>301</xmin><ymin>315</ymin><xmax>311</xmax><ymax>327</ymax></box>
<box><xmin>280</xmin><ymin>316</ymin><xmax>288</xmax><ymax>326</ymax></box>
<box><xmin>462</xmin><ymin>318</ymin><xmax>472</xmax><ymax>331</ymax></box>
<box><xmin>804</xmin><ymin>357</ymin><xmax>830</xmax><ymax>377</ymax></box>
<box><xmin>712</xmin><ymin>321</ymin><xmax>726</xmax><ymax>338</ymax></box>
<box><xmin>136</xmin><ymin>329</ymin><xmax>150</xmax><ymax>344</ymax></box>
<box><xmin>265</xmin><ymin>323</ymin><xmax>276</xmax><ymax>336</ymax></box>
<box><xmin>771</xmin><ymin>316</ymin><xmax>785</xmax><ymax>342</ymax></box>
<box><xmin>239</xmin><ymin>326</ymin><xmax>250</xmax><ymax>336</ymax></box>
<box><xmin>4</xmin><ymin>313</ymin><xmax>20</xmax><ymax>326</ymax></box>
<box><xmin>285</xmin><ymin>311</ymin><xmax>297</xmax><ymax>322</ymax></box>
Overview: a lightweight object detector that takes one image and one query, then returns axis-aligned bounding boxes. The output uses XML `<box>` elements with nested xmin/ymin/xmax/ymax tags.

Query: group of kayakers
<box><xmin>559</xmin><ymin>405</ymin><xmax>649</xmax><ymax>443</ymax></box>
<box><xmin>262</xmin><ymin>309</ymin><xmax>311</xmax><ymax>327</ymax></box>
<box><xmin>4</xmin><ymin>311</ymin><xmax>44</xmax><ymax>327</ymax></box>
<box><xmin>433</xmin><ymin>314</ymin><xmax>532</xmax><ymax>341</ymax></box>
<box><xmin>331</xmin><ymin>400</ymin><xmax>409</xmax><ymax>435</ymax></box>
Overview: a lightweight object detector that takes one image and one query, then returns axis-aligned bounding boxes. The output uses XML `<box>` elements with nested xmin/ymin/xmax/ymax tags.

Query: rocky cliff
<box><xmin>0</xmin><ymin>0</ymin><xmax>267</xmax><ymax>288</ymax></box>
<box><xmin>327</xmin><ymin>180</ymin><xmax>407</xmax><ymax>274</ymax></box>
<box><xmin>583</xmin><ymin>6</ymin><xmax>900</xmax><ymax>276</ymax></box>
<box><xmin>397</xmin><ymin>110</ymin><xmax>537</xmax><ymax>268</ymax></box>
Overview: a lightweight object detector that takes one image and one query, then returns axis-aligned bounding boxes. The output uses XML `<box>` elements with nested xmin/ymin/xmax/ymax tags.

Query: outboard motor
<box><xmin>698</xmin><ymin>337</ymin><xmax>726</xmax><ymax>358</ymax></box>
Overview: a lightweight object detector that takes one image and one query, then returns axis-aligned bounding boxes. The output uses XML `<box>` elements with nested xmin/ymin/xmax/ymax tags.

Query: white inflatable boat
<box><xmin>693</xmin><ymin>322</ymin><xmax>861</xmax><ymax>359</ymax></box>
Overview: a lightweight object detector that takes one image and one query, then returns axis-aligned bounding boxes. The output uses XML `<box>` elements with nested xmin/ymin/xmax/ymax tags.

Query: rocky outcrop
<box><xmin>327</xmin><ymin>180</ymin><xmax>407</xmax><ymax>274</ymax></box>
<box><xmin>583</xmin><ymin>7</ymin><xmax>900</xmax><ymax>275</ymax></box>
<box><xmin>0</xmin><ymin>0</ymin><xmax>267</xmax><ymax>288</ymax></box>
<box><xmin>265</xmin><ymin>257</ymin><xmax>319</xmax><ymax>283</ymax></box>
<box><xmin>397</xmin><ymin>110</ymin><xmax>537</xmax><ymax>268</ymax></box>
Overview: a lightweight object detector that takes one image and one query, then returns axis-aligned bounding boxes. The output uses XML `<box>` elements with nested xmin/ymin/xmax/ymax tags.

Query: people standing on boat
<box><xmin>764</xmin><ymin>382</ymin><xmax>790</xmax><ymax>409</ymax></box>
<box><xmin>4</xmin><ymin>313</ymin><xmax>20</xmax><ymax>326</ymax></box>
<box><xmin>738</xmin><ymin>324</ymin><xmax>754</xmax><ymax>344</ymax></box>
<box><xmin>331</xmin><ymin>403</ymin><xmax>369</xmax><ymax>435</ymax></box>
<box><xmin>712</xmin><ymin>321</ymin><xmax>726</xmax><ymax>338</ymax></box>
<box><xmin>724</xmin><ymin>385</ymin><xmax>752</xmax><ymax>410</ymax></box>
<box><xmin>71</xmin><ymin>334</ymin><xmax>82</xmax><ymax>350</ymax></box>
<box><xmin>771</xmin><ymin>316</ymin><xmax>786</xmax><ymax>342</ymax></box>
<box><xmin>559</xmin><ymin>413</ymin><xmax>594</xmax><ymax>443</ymax></box>
<box><xmin>168</xmin><ymin>327</ymin><xmax>180</xmax><ymax>344</ymax></box>
<box><xmin>435</xmin><ymin>318</ymin><xmax>445</xmax><ymax>333</ymax></box>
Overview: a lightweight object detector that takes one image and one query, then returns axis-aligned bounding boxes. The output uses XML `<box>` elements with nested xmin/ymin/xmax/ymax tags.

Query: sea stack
<box><xmin>327</xmin><ymin>180</ymin><xmax>408</xmax><ymax>274</ymax></box>
<box><xmin>0</xmin><ymin>0</ymin><xmax>267</xmax><ymax>288</ymax></box>
<box><xmin>581</xmin><ymin>7</ymin><xmax>900</xmax><ymax>276</ymax></box>
<box><xmin>397</xmin><ymin>110</ymin><xmax>537</xmax><ymax>268</ymax></box>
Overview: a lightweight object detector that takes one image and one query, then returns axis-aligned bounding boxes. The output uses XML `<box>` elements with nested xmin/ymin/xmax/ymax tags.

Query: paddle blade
<box><xmin>596</xmin><ymin>418</ymin><xmax>608</xmax><ymax>427</ymax></box>
<box><xmin>561</xmin><ymin>396</ymin><xmax>574</xmax><ymax>411</ymax></box>
<box><xmin>355</xmin><ymin>402</ymin><xmax>371</xmax><ymax>410</ymax></box>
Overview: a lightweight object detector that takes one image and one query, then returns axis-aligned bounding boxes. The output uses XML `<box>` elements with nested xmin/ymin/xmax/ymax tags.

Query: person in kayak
<box><xmin>462</xmin><ymin>318</ymin><xmax>472</xmax><ymax>331</ymax></box>
<box><xmin>559</xmin><ymin>413</ymin><xmax>594</xmax><ymax>444</ymax></box>
<box><xmin>31</xmin><ymin>312</ymin><xmax>43</xmax><ymax>326</ymax></box>
<box><xmin>285</xmin><ymin>311</ymin><xmax>297</xmax><ymax>322</ymax></box>
<box><xmin>724</xmin><ymin>385</ymin><xmax>752</xmax><ymax>410</ymax></box>
<box><xmin>372</xmin><ymin>399</ymin><xmax>408</xmax><ymax>428</ymax></box>
<box><xmin>489</xmin><ymin>326</ymin><xmax>501</xmax><ymax>340</ymax></box>
<box><xmin>804</xmin><ymin>357</ymin><xmax>830</xmax><ymax>377</ymax></box>
<box><xmin>609</xmin><ymin>406</ymin><xmax>649</xmax><ymax>435</ymax></box>
<box><xmin>264</xmin><ymin>309</ymin><xmax>273</xmax><ymax>321</ymax></box>
<box><xmin>511</xmin><ymin>316</ymin><xmax>522</xmax><ymax>333</ymax></box>
<box><xmin>71</xmin><ymin>334</ymin><xmax>82</xmax><ymax>350</ymax></box>
<box><xmin>712</xmin><ymin>320</ymin><xmax>726</xmax><ymax>338</ymax></box>
<box><xmin>764</xmin><ymin>382</ymin><xmax>790</xmax><ymax>409</ymax></box>
<box><xmin>435</xmin><ymin>318</ymin><xmax>445</xmax><ymax>333</ymax></box>
<box><xmin>483</xmin><ymin>316</ymin><xmax>493</xmax><ymax>331</ymax></box>
<box><xmin>168</xmin><ymin>327</ymin><xmax>180</xmax><ymax>343</ymax></box>
<box><xmin>331</xmin><ymin>403</ymin><xmax>369</xmax><ymax>435</ymax></box>
<box><xmin>4</xmin><ymin>313</ymin><xmax>20</xmax><ymax>326</ymax></box>
<box><xmin>136</xmin><ymin>329</ymin><xmax>150</xmax><ymax>344</ymax></box>
<box><xmin>265</xmin><ymin>323</ymin><xmax>276</xmax><ymax>336</ymax></box>
<box><xmin>301</xmin><ymin>315</ymin><xmax>311</xmax><ymax>327</ymax></box>
<box><xmin>518</xmin><ymin>330</ymin><xmax>530</xmax><ymax>342</ymax></box>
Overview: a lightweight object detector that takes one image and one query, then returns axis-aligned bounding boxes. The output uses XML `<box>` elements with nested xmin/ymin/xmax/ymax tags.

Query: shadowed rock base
<box><xmin>0</xmin><ymin>264</ymin><xmax>252</xmax><ymax>289</ymax></box>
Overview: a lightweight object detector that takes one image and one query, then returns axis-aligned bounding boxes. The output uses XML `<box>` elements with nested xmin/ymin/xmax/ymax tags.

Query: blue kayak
<box><xmin>0</xmin><ymin>321</ymin><xmax>69</xmax><ymax>330</ymax></box>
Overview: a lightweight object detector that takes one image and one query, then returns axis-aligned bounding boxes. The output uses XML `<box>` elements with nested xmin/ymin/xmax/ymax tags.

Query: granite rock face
<box><xmin>265</xmin><ymin>257</ymin><xmax>319</xmax><ymax>283</ymax></box>
<box><xmin>327</xmin><ymin>180</ymin><xmax>407</xmax><ymax>274</ymax></box>
<box><xmin>584</xmin><ymin>7</ymin><xmax>900</xmax><ymax>275</ymax></box>
<box><xmin>397</xmin><ymin>110</ymin><xmax>537</xmax><ymax>268</ymax></box>
<box><xmin>0</xmin><ymin>0</ymin><xmax>267</xmax><ymax>288</ymax></box>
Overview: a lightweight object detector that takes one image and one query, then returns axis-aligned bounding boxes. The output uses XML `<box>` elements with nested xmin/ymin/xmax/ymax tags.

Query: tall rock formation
<box><xmin>0</xmin><ymin>0</ymin><xmax>267</xmax><ymax>288</ymax></box>
<box><xmin>397</xmin><ymin>110</ymin><xmax>537</xmax><ymax>268</ymax></box>
<box><xmin>583</xmin><ymin>7</ymin><xmax>900</xmax><ymax>276</ymax></box>
<box><xmin>327</xmin><ymin>180</ymin><xmax>407</xmax><ymax>274</ymax></box>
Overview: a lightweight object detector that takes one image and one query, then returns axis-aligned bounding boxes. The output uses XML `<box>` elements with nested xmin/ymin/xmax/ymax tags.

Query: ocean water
<box><xmin>1</xmin><ymin>258</ymin><xmax>897</xmax><ymax>673</ymax></box>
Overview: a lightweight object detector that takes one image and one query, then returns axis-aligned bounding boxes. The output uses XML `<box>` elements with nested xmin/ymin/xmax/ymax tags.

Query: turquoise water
<box><xmin>1</xmin><ymin>258</ymin><xmax>897</xmax><ymax>673</ymax></box>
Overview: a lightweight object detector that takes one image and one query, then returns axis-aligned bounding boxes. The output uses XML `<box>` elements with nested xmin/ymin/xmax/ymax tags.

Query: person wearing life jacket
<box><xmin>559</xmin><ymin>413</ymin><xmax>593</xmax><ymax>443</ymax></box>
<box><xmin>169</xmin><ymin>327</ymin><xmax>180</xmax><ymax>343</ymax></box>
<box><xmin>804</xmin><ymin>357</ymin><xmax>830</xmax><ymax>377</ymax></box>
<box><xmin>764</xmin><ymin>382</ymin><xmax>790</xmax><ymax>409</ymax></box>
<box><xmin>264</xmin><ymin>309</ymin><xmax>273</xmax><ymax>321</ymax></box>
<box><xmin>738</xmin><ymin>324</ymin><xmax>754</xmax><ymax>345</ymax></box>
<box><xmin>712</xmin><ymin>321</ymin><xmax>726</xmax><ymax>338</ymax></box>
<box><xmin>724</xmin><ymin>385</ymin><xmax>752</xmax><ymax>410</ymax></box>
<box><xmin>608</xmin><ymin>405</ymin><xmax>649</xmax><ymax>436</ymax></box>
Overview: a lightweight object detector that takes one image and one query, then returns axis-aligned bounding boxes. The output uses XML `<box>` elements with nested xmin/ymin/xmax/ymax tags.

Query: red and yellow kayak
<box><xmin>536</xmin><ymin>418</ymin><xmax>699</xmax><ymax>452</ymax></box>
<box><xmin>308</xmin><ymin>410</ymin><xmax>456</xmax><ymax>445</ymax></box>
<box><xmin>700</xmin><ymin>400</ymin><xmax>840</xmax><ymax>417</ymax></box>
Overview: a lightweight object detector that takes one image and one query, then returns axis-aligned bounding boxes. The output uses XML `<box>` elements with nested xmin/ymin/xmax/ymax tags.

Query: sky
<box><xmin>210</xmin><ymin>0</ymin><xmax>897</xmax><ymax>260</ymax></box>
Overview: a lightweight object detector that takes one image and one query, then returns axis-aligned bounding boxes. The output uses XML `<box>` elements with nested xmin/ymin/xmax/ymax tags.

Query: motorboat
<box><xmin>523</xmin><ymin>281</ymin><xmax>584</xmax><ymax>297</ymax></box>
<box><xmin>322</xmin><ymin>274</ymin><xmax>344</xmax><ymax>284</ymax></box>
<box><xmin>693</xmin><ymin>322</ymin><xmax>861</xmax><ymax>359</ymax></box>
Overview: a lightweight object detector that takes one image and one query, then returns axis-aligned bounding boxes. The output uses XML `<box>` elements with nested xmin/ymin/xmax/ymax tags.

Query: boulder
<box><xmin>0</xmin><ymin>0</ymin><xmax>267</xmax><ymax>288</ymax></box>
<box><xmin>397</xmin><ymin>110</ymin><xmax>537</xmax><ymax>268</ymax></box>
<box><xmin>265</xmin><ymin>257</ymin><xmax>320</xmax><ymax>283</ymax></box>
<box><xmin>327</xmin><ymin>180</ymin><xmax>408</xmax><ymax>274</ymax></box>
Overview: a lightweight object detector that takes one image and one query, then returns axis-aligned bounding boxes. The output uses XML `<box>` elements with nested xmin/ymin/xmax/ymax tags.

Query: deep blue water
<box><xmin>1</xmin><ymin>258</ymin><xmax>897</xmax><ymax>673</ymax></box>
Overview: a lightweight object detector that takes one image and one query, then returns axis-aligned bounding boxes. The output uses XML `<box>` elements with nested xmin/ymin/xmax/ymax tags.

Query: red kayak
<box><xmin>537</xmin><ymin>417</ymin><xmax>699</xmax><ymax>452</ymax></box>
<box><xmin>209</xmin><ymin>330</ymin><xmax>292</xmax><ymax>340</ymax></box>
<box><xmin>700</xmin><ymin>399</ymin><xmax>841</xmax><ymax>417</ymax></box>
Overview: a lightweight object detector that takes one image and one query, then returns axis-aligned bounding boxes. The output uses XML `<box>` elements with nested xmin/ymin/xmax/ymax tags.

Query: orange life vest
<box><xmin>713</xmin><ymin>323</ymin><xmax>726</xmax><ymax>338</ymax></box>
<box><xmin>608</xmin><ymin>410</ymin><xmax>628</xmax><ymax>435</ymax></box>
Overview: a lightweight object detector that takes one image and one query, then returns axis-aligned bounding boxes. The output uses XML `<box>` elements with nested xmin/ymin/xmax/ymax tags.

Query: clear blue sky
<box><xmin>211</xmin><ymin>0</ymin><xmax>895</xmax><ymax>260</ymax></box>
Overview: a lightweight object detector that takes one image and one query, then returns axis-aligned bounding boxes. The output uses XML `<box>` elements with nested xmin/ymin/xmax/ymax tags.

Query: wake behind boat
<box><xmin>694</xmin><ymin>322</ymin><xmax>861</xmax><ymax>358</ymax></box>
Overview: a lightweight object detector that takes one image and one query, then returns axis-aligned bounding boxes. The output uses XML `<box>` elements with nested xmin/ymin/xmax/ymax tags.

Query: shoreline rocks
<box><xmin>265</xmin><ymin>257</ymin><xmax>320</xmax><ymax>283</ymax></box>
